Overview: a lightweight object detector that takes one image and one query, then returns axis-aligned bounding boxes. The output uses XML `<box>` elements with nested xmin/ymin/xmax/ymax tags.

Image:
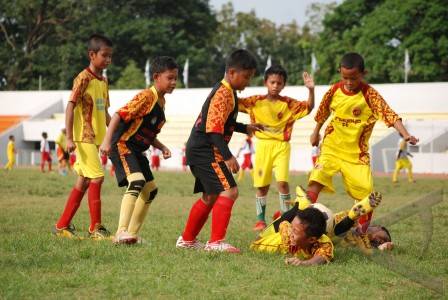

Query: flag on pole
<box><xmin>145</xmin><ymin>59</ymin><xmax>150</xmax><ymax>87</ymax></box>
<box><xmin>311</xmin><ymin>53</ymin><xmax>319</xmax><ymax>75</ymax></box>
<box><xmin>265</xmin><ymin>55</ymin><xmax>272</xmax><ymax>71</ymax></box>
<box><xmin>183</xmin><ymin>59</ymin><xmax>189</xmax><ymax>88</ymax></box>
<box><xmin>404</xmin><ymin>49</ymin><xmax>411</xmax><ymax>83</ymax></box>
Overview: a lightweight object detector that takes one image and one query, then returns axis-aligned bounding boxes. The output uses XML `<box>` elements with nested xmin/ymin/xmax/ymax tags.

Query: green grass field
<box><xmin>0</xmin><ymin>168</ymin><xmax>446</xmax><ymax>299</ymax></box>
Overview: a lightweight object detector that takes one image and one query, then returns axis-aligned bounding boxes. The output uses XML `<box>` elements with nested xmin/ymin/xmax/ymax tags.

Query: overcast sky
<box><xmin>209</xmin><ymin>0</ymin><xmax>341</xmax><ymax>26</ymax></box>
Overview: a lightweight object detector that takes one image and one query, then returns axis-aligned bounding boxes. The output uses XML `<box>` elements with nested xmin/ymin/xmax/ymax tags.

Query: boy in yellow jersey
<box><xmin>55</xmin><ymin>128</ymin><xmax>69</xmax><ymax>175</ymax></box>
<box><xmin>239</xmin><ymin>65</ymin><xmax>315</xmax><ymax>231</ymax></box>
<box><xmin>4</xmin><ymin>135</ymin><xmax>16</xmax><ymax>170</ymax></box>
<box><xmin>53</xmin><ymin>34</ymin><xmax>113</xmax><ymax>239</ymax></box>
<box><xmin>251</xmin><ymin>206</ymin><xmax>333</xmax><ymax>266</ymax></box>
<box><xmin>308</xmin><ymin>52</ymin><xmax>418</xmax><ymax>233</ymax></box>
<box><xmin>392</xmin><ymin>135</ymin><xmax>415</xmax><ymax>183</ymax></box>
<box><xmin>100</xmin><ymin>56</ymin><xmax>178</xmax><ymax>244</ymax></box>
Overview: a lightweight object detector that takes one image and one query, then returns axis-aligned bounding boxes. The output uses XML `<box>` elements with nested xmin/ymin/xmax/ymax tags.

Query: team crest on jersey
<box><xmin>151</xmin><ymin>116</ymin><xmax>157</xmax><ymax>125</ymax></box>
<box><xmin>352</xmin><ymin>107</ymin><xmax>361</xmax><ymax>117</ymax></box>
<box><xmin>277</xmin><ymin>112</ymin><xmax>283</xmax><ymax>119</ymax></box>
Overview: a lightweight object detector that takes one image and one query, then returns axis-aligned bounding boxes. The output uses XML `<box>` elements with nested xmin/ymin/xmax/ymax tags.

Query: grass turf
<box><xmin>0</xmin><ymin>168</ymin><xmax>446</xmax><ymax>299</ymax></box>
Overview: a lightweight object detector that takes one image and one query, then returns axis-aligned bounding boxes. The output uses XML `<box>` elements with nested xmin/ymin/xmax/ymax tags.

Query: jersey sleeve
<box><xmin>313</xmin><ymin>241</ymin><xmax>334</xmax><ymax>263</ymax></box>
<box><xmin>69</xmin><ymin>75</ymin><xmax>90</xmax><ymax>104</ymax></box>
<box><xmin>366</xmin><ymin>87</ymin><xmax>400</xmax><ymax>127</ymax></box>
<box><xmin>206</xmin><ymin>87</ymin><xmax>234</xmax><ymax>134</ymax></box>
<box><xmin>238</xmin><ymin>95</ymin><xmax>262</xmax><ymax>113</ymax></box>
<box><xmin>314</xmin><ymin>86</ymin><xmax>334</xmax><ymax>123</ymax></box>
<box><xmin>118</xmin><ymin>90</ymin><xmax>156</xmax><ymax>123</ymax></box>
<box><xmin>285</xmin><ymin>97</ymin><xmax>309</xmax><ymax>120</ymax></box>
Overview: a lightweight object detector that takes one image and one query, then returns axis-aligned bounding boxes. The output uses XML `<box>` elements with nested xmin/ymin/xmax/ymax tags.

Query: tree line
<box><xmin>0</xmin><ymin>0</ymin><xmax>446</xmax><ymax>90</ymax></box>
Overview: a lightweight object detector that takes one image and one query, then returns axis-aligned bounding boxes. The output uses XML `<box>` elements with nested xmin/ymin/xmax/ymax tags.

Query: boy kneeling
<box><xmin>251</xmin><ymin>207</ymin><xmax>332</xmax><ymax>266</ymax></box>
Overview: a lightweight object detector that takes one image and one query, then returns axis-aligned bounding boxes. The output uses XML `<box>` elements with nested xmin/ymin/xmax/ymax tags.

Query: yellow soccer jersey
<box><xmin>70</xmin><ymin>68</ymin><xmax>109</xmax><ymax>145</ymax></box>
<box><xmin>7</xmin><ymin>141</ymin><xmax>15</xmax><ymax>157</ymax></box>
<box><xmin>251</xmin><ymin>220</ymin><xmax>334</xmax><ymax>262</ymax></box>
<box><xmin>239</xmin><ymin>95</ymin><xmax>309</xmax><ymax>141</ymax></box>
<box><xmin>315</xmin><ymin>82</ymin><xmax>400</xmax><ymax>164</ymax></box>
<box><xmin>55</xmin><ymin>132</ymin><xmax>67</xmax><ymax>151</ymax></box>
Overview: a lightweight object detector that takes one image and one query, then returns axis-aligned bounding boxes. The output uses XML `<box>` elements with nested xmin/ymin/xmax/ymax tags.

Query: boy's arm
<box><xmin>310</xmin><ymin>122</ymin><xmax>324</xmax><ymax>146</ymax></box>
<box><xmin>152</xmin><ymin>138</ymin><xmax>171</xmax><ymax>159</ymax></box>
<box><xmin>105</xmin><ymin>110</ymin><xmax>111</xmax><ymax>126</ymax></box>
<box><xmin>238</xmin><ymin>95</ymin><xmax>260</xmax><ymax>113</ymax></box>
<box><xmin>309</xmin><ymin>86</ymin><xmax>334</xmax><ymax>145</ymax></box>
<box><xmin>285</xmin><ymin>255</ymin><xmax>327</xmax><ymax>266</ymax></box>
<box><xmin>99</xmin><ymin>113</ymin><xmax>121</xmax><ymax>156</ymax></box>
<box><xmin>65</xmin><ymin>102</ymin><xmax>76</xmax><ymax>153</ymax></box>
<box><xmin>303</xmin><ymin>72</ymin><xmax>315</xmax><ymax>112</ymax></box>
<box><xmin>393</xmin><ymin>120</ymin><xmax>419</xmax><ymax>145</ymax></box>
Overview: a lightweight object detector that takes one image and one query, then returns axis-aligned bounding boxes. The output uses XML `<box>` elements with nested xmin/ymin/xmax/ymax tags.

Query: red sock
<box><xmin>56</xmin><ymin>188</ymin><xmax>85</xmax><ymax>229</ymax></box>
<box><xmin>182</xmin><ymin>198</ymin><xmax>213</xmax><ymax>241</ymax></box>
<box><xmin>210</xmin><ymin>195</ymin><xmax>235</xmax><ymax>242</ymax></box>
<box><xmin>358</xmin><ymin>211</ymin><xmax>373</xmax><ymax>233</ymax></box>
<box><xmin>306</xmin><ymin>190</ymin><xmax>319</xmax><ymax>203</ymax></box>
<box><xmin>88</xmin><ymin>181</ymin><xmax>102</xmax><ymax>232</ymax></box>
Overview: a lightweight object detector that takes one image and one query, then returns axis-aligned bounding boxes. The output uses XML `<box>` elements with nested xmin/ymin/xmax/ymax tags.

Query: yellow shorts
<box><xmin>253</xmin><ymin>139</ymin><xmax>290</xmax><ymax>187</ymax></box>
<box><xmin>73</xmin><ymin>142</ymin><xmax>104</xmax><ymax>179</ymax></box>
<box><xmin>309</xmin><ymin>153</ymin><xmax>373</xmax><ymax>200</ymax></box>
<box><xmin>395</xmin><ymin>158</ymin><xmax>412</xmax><ymax>169</ymax></box>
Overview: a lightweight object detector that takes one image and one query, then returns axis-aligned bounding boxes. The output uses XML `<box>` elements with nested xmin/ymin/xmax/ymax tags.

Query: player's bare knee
<box><xmin>225</xmin><ymin>187</ymin><xmax>239</xmax><ymax>200</ymax></box>
<box><xmin>277</xmin><ymin>181</ymin><xmax>289</xmax><ymax>193</ymax></box>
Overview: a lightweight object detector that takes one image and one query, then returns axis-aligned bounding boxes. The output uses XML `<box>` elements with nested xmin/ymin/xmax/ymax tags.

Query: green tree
<box><xmin>112</xmin><ymin>60</ymin><xmax>145</xmax><ymax>89</ymax></box>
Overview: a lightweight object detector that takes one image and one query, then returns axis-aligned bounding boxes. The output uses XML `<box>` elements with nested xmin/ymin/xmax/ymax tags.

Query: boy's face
<box><xmin>227</xmin><ymin>68</ymin><xmax>255</xmax><ymax>91</ymax></box>
<box><xmin>265</xmin><ymin>74</ymin><xmax>285</xmax><ymax>97</ymax></box>
<box><xmin>89</xmin><ymin>46</ymin><xmax>113</xmax><ymax>71</ymax></box>
<box><xmin>290</xmin><ymin>217</ymin><xmax>316</xmax><ymax>248</ymax></box>
<box><xmin>154</xmin><ymin>69</ymin><xmax>178</xmax><ymax>94</ymax></box>
<box><xmin>339</xmin><ymin>67</ymin><xmax>364</xmax><ymax>92</ymax></box>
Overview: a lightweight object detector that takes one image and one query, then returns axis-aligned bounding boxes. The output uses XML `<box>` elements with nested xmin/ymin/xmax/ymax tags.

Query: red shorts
<box><xmin>69</xmin><ymin>153</ymin><xmax>76</xmax><ymax>166</ymax></box>
<box><xmin>241</xmin><ymin>153</ymin><xmax>252</xmax><ymax>170</ymax></box>
<box><xmin>41</xmin><ymin>151</ymin><xmax>52</xmax><ymax>162</ymax></box>
<box><xmin>182</xmin><ymin>156</ymin><xmax>187</xmax><ymax>166</ymax></box>
<box><xmin>101</xmin><ymin>154</ymin><xmax>108</xmax><ymax>166</ymax></box>
<box><xmin>151</xmin><ymin>156</ymin><xmax>160</xmax><ymax>168</ymax></box>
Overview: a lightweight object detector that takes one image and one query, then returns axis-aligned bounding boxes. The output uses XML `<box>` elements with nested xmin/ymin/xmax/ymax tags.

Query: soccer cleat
<box><xmin>272</xmin><ymin>210</ymin><xmax>282</xmax><ymax>221</ymax></box>
<box><xmin>349</xmin><ymin>192</ymin><xmax>382</xmax><ymax>220</ymax></box>
<box><xmin>113</xmin><ymin>231</ymin><xmax>138</xmax><ymax>245</ymax></box>
<box><xmin>89</xmin><ymin>224</ymin><xmax>112</xmax><ymax>240</ymax></box>
<box><xmin>204</xmin><ymin>240</ymin><xmax>240</xmax><ymax>253</ymax></box>
<box><xmin>175</xmin><ymin>236</ymin><xmax>204</xmax><ymax>250</ymax></box>
<box><xmin>52</xmin><ymin>224</ymin><xmax>81</xmax><ymax>239</ymax></box>
<box><xmin>253</xmin><ymin>220</ymin><xmax>267</xmax><ymax>231</ymax></box>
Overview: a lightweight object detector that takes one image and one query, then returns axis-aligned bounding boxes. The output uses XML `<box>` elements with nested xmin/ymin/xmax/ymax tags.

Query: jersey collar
<box><xmin>221</xmin><ymin>79</ymin><xmax>234</xmax><ymax>92</ymax></box>
<box><xmin>150</xmin><ymin>86</ymin><xmax>165</xmax><ymax>109</ymax></box>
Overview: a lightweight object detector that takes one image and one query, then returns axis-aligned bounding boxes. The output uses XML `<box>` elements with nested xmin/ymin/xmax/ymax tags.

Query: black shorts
<box><xmin>109</xmin><ymin>146</ymin><xmax>154</xmax><ymax>187</ymax></box>
<box><xmin>190</xmin><ymin>161</ymin><xmax>236</xmax><ymax>195</ymax></box>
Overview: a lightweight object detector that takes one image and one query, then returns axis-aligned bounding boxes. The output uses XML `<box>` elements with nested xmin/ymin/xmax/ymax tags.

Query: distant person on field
<box><xmin>306</xmin><ymin>52</ymin><xmax>418</xmax><ymax>234</ymax></box>
<box><xmin>53</xmin><ymin>33</ymin><xmax>113</xmax><ymax>240</ymax></box>
<box><xmin>176</xmin><ymin>49</ymin><xmax>262</xmax><ymax>253</ymax></box>
<box><xmin>100</xmin><ymin>56</ymin><xmax>177</xmax><ymax>244</ymax></box>
<box><xmin>236</xmin><ymin>134</ymin><xmax>254</xmax><ymax>182</ymax></box>
<box><xmin>392</xmin><ymin>135</ymin><xmax>415</xmax><ymax>183</ymax></box>
<box><xmin>239</xmin><ymin>65</ymin><xmax>315</xmax><ymax>231</ymax></box>
<box><xmin>55</xmin><ymin>128</ymin><xmax>69</xmax><ymax>175</ymax></box>
<box><xmin>40</xmin><ymin>132</ymin><xmax>52</xmax><ymax>173</ymax></box>
<box><xmin>150</xmin><ymin>145</ymin><xmax>161</xmax><ymax>171</ymax></box>
<box><xmin>181</xmin><ymin>142</ymin><xmax>187</xmax><ymax>171</ymax></box>
<box><xmin>4</xmin><ymin>135</ymin><xmax>16</xmax><ymax>171</ymax></box>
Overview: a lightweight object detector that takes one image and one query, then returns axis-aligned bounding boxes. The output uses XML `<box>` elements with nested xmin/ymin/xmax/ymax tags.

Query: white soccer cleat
<box><xmin>112</xmin><ymin>231</ymin><xmax>138</xmax><ymax>245</ymax></box>
<box><xmin>176</xmin><ymin>236</ymin><xmax>204</xmax><ymax>250</ymax></box>
<box><xmin>204</xmin><ymin>240</ymin><xmax>240</xmax><ymax>253</ymax></box>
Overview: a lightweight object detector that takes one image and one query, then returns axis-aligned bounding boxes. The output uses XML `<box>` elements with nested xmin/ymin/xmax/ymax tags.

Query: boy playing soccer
<box><xmin>392</xmin><ymin>135</ymin><xmax>415</xmax><ymax>183</ymax></box>
<box><xmin>55</xmin><ymin>128</ymin><xmax>69</xmax><ymax>175</ymax></box>
<box><xmin>176</xmin><ymin>49</ymin><xmax>262</xmax><ymax>253</ymax></box>
<box><xmin>236</xmin><ymin>134</ymin><xmax>254</xmax><ymax>182</ymax></box>
<box><xmin>53</xmin><ymin>34</ymin><xmax>113</xmax><ymax>239</ymax></box>
<box><xmin>4</xmin><ymin>135</ymin><xmax>16</xmax><ymax>171</ymax></box>
<box><xmin>100</xmin><ymin>56</ymin><xmax>177</xmax><ymax>244</ymax></box>
<box><xmin>238</xmin><ymin>65</ymin><xmax>315</xmax><ymax>231</ymax></box>
<box><xmin>40</xmin><ymin>132</ymin><xmax>52</xmax><ymax>172</ymax></box>
<box><xmin>307</xmin><ymin>52</ymin><xmax>418</xmax><ymax>232</ymax></box>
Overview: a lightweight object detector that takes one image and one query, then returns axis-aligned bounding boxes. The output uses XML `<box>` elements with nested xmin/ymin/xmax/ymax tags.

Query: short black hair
<box><xmin>340</xmin><ymin>52</ymin><xmax>365</xmax><ymax>72</ymax></box>
<box><xmin>225</xmin><ymin>49</ymin><xmax>257</xmax><ymax>71</ymax></box>
<box><xmin>42</xmin><ymin>132</ymin><xmax>48</xmax><ymax>138</ymax></box>
<box><xmin>296</xmin><ymin>207</ymin><xmax>327</xmax><ymax>238</ymax></box>
<box><xmin>9</xmin><ymin>135</ymin><xmax>14</xmax><ymax>140</ymax></box>
<box><xmin>88</xmin><ymin>34</ymin><xmax>113</xmax><ymax>52</ymax></box>
<box><xmin>150</xmin><ymin>56</ymin><xmax>179</xmax><ymax>76</ymax></box>
<box><xmin>264</xmin><ymin>65</ymin><xmax>288</xmax><ymax>83</ymax></box>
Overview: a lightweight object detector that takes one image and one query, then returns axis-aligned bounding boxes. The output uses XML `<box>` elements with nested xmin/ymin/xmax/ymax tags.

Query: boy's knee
<box><xmin>223</xmin><ymin>187</ymin><xmax>238</xmax><ymax>200</ymax></box>
<box><xmin>126</xmin><ymin>179</ymin><xmax>146</xmax><ymax>197</ymax></box>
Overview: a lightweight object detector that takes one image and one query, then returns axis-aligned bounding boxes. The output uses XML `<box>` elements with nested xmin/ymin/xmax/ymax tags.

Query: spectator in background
<box><xmin>4</xmin><ymin>135</ymin><xmax>16</xmax><ymax>171</ymax></box>
<box><xmin>40</xmin><ymin>132</ymin><xmax>52</xmax><ymax>172</ymax></box>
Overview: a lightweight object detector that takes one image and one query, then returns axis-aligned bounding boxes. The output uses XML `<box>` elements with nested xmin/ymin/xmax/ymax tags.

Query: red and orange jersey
<box><xmin>316</xmin><ymin>81</ymin><xmax>400</xmax><ymax>165</ymax></box>
<box><xmin>70</xmin><ymin>68</ymin><xmax>109</xmax><ymax>145</ymax></box>
<box><xmin>239</xmin><ymin>95</ymin><xmax>309</xmax><ymax>141</ymax></box>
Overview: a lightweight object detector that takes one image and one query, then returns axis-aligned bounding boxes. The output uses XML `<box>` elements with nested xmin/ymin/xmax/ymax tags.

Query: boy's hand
<box><xmin>285</xmin><ymin>257</ymin><xmax>303</xmax><ymax>266</ymax></box>
<box><xmin>405</xmin><ymin>135</ymin><xmax>419</xmax><ymax>145</ymax></box>
<box><xmin>225</xmin><ymin>156</ymin><xmax>240</xmax><ymax>174</ymax></box>
<box><xmin>161</xmin><ymin>147</ymin><xmax>171</xmax><ymax>159</ymax></box>
<box><xmin>310</xmin><ymin>132</ymin><xmax>321</xmax><ymax>146</ymax></box>
<box><xmin>99</xmin><ymin>141</ymin><xmax>111</xmax><ymax>156</ymax></box>
<box><xmin>247</xmin><ymin>123</ymin><xmax>264</xmax><ymax>135</ymax></box>
<box><xmin>66</xmin><ymin>139</ymin><xmax>76</xmax><ymax>153</ymax></box>
<box><xmin>303</xmin><ymin>72</ymin><xmax>315</xmax><ymax>90</ymax></box>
